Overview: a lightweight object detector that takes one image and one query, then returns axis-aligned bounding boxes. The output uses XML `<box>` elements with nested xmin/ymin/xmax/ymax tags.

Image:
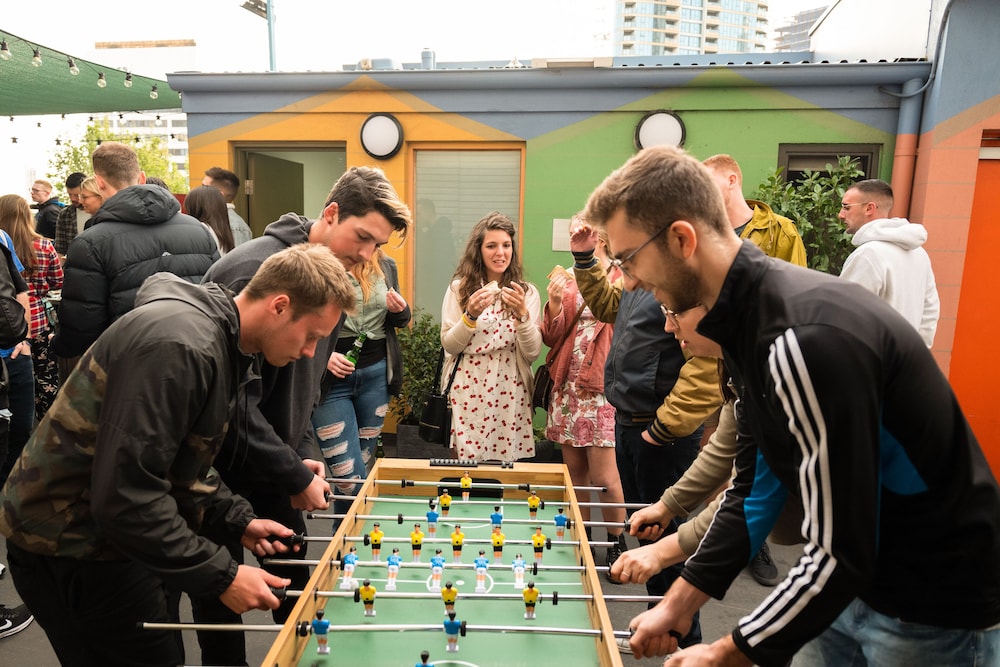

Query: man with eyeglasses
<box><xmin>839</xmin><ymin>178</ymin><xmax>939</xmax><ymax>347</ymax></box>
<box><xmin>53</xmin><ymin>172</ymin><xmax>91</xmax><ymax>256</ymax></box>
<box><xmin>589</xmin><ymin>145</ymin><xmax>1000</xmax><ymax>667</ymax></box>
<box><xmin>29</xmin><ymin>179</ymin><xmax>63</xmax><ymax>240</ymax></box>
<box><xmin>570</xmin><ymin>209</ymin><xmax>722</xmax><ymax>653</ymax></box>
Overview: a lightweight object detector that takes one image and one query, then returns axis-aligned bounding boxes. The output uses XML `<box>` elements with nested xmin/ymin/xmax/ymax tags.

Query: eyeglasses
<box><xmin>840</xmin><ymin>202</ymin><xmax>871</xmax><ymax>210</ymax></box>
<box><xmin>610</xmin><ymin>221</ymin><xmax>675</xmax><ymax>278</ymax></box>
<box><xmin>659</xmin><ymin>302</ymin><xmax>702</xmax><ymax>328</ymax></box>
<box><xmin>78</xmin><ymin>193</ymin><xmax>100</xmax><ymax>201</ymax></box>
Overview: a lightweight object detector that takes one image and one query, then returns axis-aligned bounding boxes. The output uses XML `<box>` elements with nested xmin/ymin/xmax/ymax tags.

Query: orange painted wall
<box><xmin>949</xmin><ymin>158</ymin><xmax>1000</xmax><ymax>473</ymax></box>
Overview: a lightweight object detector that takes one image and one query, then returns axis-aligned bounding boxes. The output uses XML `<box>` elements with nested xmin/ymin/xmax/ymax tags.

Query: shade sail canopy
<box><xmin>0</xmin><ymin>30</ymin><xmax>182</xmax><ymax>116</ymax></box>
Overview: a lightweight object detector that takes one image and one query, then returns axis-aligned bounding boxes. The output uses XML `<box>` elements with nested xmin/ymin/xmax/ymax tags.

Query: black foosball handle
<box><xmin>266</xmin><ymin>533</ymin><xmax>306</xmax><ymax>548</ymax></box>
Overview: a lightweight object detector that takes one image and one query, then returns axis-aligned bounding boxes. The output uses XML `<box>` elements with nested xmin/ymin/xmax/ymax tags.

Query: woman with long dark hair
<box><xmin>440</xmin><ymin>211</ymin><xmax>542</xmax><ymax>462</ymax></box>
<box><xmin>184</xmin><ymin>185</ymin><xmax>235</xmax><ymax>254</ymax></box>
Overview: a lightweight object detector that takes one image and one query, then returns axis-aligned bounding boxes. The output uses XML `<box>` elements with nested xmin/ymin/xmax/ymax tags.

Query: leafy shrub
<box><xmin>753</xmin><ymin>155</ymin><xmax>865</xmax><ymax>275</ymax></box>
<box><xmin>389</xmin><ymin>309</ymin><xmax>441</xmax><ymax>425</ymax></box>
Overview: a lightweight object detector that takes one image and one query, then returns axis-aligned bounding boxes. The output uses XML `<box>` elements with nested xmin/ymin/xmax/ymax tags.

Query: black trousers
<box><xmin>6</xmin><ymin>542</ymin><xmax>184</xmax><ymax>667</ymax></box>
<box><xmin>191</xmin><ymin>491</ymin><xmax>310</xmax><ymax>666</ymax></box>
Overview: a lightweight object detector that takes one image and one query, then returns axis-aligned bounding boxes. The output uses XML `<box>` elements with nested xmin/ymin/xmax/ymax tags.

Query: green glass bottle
<box><xmin>375</xmin><ymin>436</ymin><xmax>385</xmax><ymax>458</ymax></box>
<box><xmin>344</xmin><ymin>331</ymin><xmax>368</xmax><ymax>365</ymax></box>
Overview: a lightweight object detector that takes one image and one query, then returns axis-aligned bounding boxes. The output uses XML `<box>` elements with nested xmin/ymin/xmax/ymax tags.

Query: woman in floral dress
<box><xmin>540</xmin><ymin>216</ymin><xmax>626</xmax><ymax>574</ymax></box>
<box><xmin>440</xmin><ymin>212</ymin><xmax>542</xmax><ymax>462</ymax></box>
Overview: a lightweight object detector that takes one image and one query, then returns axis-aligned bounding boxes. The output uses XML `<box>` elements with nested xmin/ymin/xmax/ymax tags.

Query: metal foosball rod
<box><xmin>327</xmin><ymin>476</ymin><xmax>608</xmax><ymax>493</ymax></box>
<box><xmin>327</xmin><ymin>494</ymin><xmax>650</xmax><ymax>510</ymax></box>
<box><xmin>262</xmin><ymin>558</ymin><xmax>615</xmax><ymax>576</ymax></box>
<box><xmin>141</xmin><ymin>620</ymin><xmax>636</xmax><ymax>639</ymax></box>
<box><xmin>313</xmin><ymin>511</ymin><xmax>658</xmax><ymax>534</ymax></box>
<box><xmin>271</xmin><ymin>588</ymin><xmax>663</xmax><ymax>605</ymax></box>
<box><xmin>263</xmin><ymin>532</ymin><xmax>615</xmax><ymax>550</ymax></box>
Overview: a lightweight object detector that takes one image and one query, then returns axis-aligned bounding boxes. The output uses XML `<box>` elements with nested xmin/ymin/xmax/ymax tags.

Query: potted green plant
<box><xmin>388</xmin><ymin>308</ymin><xmax>447</xmax><ymax>458</ymax></box>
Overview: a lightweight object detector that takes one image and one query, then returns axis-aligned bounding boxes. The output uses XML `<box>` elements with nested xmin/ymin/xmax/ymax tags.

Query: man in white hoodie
<box><xmin>839</xmin><ymin>179</ymin><xmax>939</xmax><ymax>347</ymax></box>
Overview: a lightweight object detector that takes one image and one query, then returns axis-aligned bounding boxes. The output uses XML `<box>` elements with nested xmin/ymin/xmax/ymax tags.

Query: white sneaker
<box><xmin>0</xmin><ymin>561</ymin><xmax>6</xmax><ymax>578</ymax></box>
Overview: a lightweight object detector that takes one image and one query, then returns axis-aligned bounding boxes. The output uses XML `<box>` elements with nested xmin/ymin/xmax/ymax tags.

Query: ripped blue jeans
<box><xmin>312</xmin><ymin>357</ymin><xmax>389</xmax><ymax>528</ymax></box>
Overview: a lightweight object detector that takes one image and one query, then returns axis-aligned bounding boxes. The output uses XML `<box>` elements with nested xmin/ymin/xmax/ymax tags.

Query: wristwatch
<box><xmin>518</xmin><ymin>312</ymin><xmax>529</xmax><ymax>323</ymax></box>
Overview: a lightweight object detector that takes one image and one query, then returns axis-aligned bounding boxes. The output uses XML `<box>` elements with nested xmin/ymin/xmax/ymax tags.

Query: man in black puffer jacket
<box><xmin>52</xmin><ymin>142</ymin><xmax>219</xmax><ymax>379</ymax></box>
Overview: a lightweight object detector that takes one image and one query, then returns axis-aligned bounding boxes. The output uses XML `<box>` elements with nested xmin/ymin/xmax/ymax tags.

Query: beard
<box><xmin>660</xmin><ymin>252</ymin><xmax>703</xmax><ymax>313</ymax></box>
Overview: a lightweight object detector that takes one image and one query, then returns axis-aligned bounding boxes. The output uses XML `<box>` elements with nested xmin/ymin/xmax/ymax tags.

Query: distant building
<box><xmin>613</xmin><ymin>0</ymin><xmax>769</xmax><ymax>56</ymax></box>
<box><xmin>774</xmin><ymin>6</ymin><xmax>828</xmax><ymax>52</ymax></box>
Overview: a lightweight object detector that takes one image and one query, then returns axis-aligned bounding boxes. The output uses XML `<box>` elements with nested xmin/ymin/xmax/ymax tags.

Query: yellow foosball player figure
<box><xmin>411</xmin><ymin>523</ymin><xmax>425</xmax><ymax>562</ymax></box>
<box><xmin>441</xmin><ymin>581</ymin><xmax>458</xmax><ymax>615</ymax></box>
<box><xmin>357</xmin><ymin>579</ymin><xmax>377</xmax><ymax>617</ymax></box>
<box><xmin>312</xmin><ymin>609</ymin><xmax>331</xmax><ymax>655</ymax></box>
<box><xmin>491</xmin><ymin>525</ymin><xmax>505</xmax><ymax>564</ymax></box>
<box><xmin>460</xmin><ymin>471</ymin><xmax>472</xmax><ymax>501</ymax></box>
<box><xmin>369</xmin><ymin>522</ymin><xmax>384</xmax><ymax>561</ymax></box>
<box><xmin>527</xmin><ymin>490</ymin><xmax>541</xmax><ymax>520</ymax></box>
<box><xmin>523</xmin><ymin>581</ymin><xmax>539</xmax><ymax>620</ymax></box>
<box><xmin>439</xmin><ymin>489</ymin><xmax>453</xmax><ymax>517</ymax></box>
<box><xmin>451</xmin><ymin>524</ymin><xmax>465</xmax><ymax>563</ymax></box>
<box><xmin>531</xmin><ymin>526</ymin><xmax>547</xmax><ymax>565</ymax></box>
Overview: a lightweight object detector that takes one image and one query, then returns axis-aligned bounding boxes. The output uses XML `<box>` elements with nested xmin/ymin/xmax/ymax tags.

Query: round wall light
<box><xmin>360</xmin><ymin>113</ymin><xmax>404</xmax><ymax>160</ymax></box>
<box><xmin>634</xmin><ymin>110</ymin><xmax>686</xmax><ymax>151</ymax></box>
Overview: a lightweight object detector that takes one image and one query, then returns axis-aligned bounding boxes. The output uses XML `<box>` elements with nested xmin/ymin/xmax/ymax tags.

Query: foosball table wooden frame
<box><xmin>260</xmin><ymin>457</ymin><xmax>623</xmax><ymax>667</ymax></box>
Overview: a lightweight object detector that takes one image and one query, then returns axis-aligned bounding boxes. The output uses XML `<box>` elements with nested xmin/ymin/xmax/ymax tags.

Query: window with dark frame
<box><xmin>777</xmin><ymin>143</ymin><xmax>882</xmax><ymax>184</ymax></box>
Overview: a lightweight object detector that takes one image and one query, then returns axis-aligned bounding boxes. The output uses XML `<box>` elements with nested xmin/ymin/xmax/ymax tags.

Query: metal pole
<box><xmin>266</xmin><ymin>0</ymin><xmax>276</xmax><ymax>71</ymax></box>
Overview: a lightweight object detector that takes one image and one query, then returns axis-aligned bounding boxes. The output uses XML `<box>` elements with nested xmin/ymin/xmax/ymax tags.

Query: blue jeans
<box><xmin>792</xmin><ymin>598</ymin><xmax>1000</xmax><ymax>666</ymax></box>
<box><xmin>616</xmin><ymin>420</ymin><xmax>703</xmax><ymax>646</ymax></box>
<box><xmin>0</xmin><ymin>352</ymin><xmax>34</xmax><ymax>482</ymax></box>
<box><xmin>312</xmin><ymin>358</ymin><xmax>389</xmax><ymax>522</ymax></box>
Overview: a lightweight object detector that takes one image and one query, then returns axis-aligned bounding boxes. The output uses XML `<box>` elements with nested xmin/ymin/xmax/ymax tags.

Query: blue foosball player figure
<box><xmin>490</xmin><ymin>505</ymin><xmax>504</xmax><ymax>528</ymax></box>
<box><xmin>386</xmin><ymin>547</ymin><xmax>403</xmax><ymax>591</ymax></box>
<box><xmin>426</xmin><ymin>501</ymin><xmax>440</xmax><ymax>537</ymax></box>
<box><xmin>474</xmin><ymin>549</ymin><xmax>490</xmax><ymax>593</ymax></box>
<box><xmin>312</xmin><ymin>609</ymin><xmax>330</xmax><ymax>654</ymax></box>
<box><xmin>430</xmin><ymin>549</ymin><xmax>446</xmax><ymax>591</ymax></box>
<box><xmin>416</xmin><ymin>649</ymin><xmax>432</xmax><ymax>666</ymax></box>
<box><xmin>553</xmin><ymin>507</ymin><xmax>568</xmax><ymax>540</ymax></box>
<box><xmin>443</xmin><ymin>612</ymin><xmax>461</xmax><ymax>653</ymax></box>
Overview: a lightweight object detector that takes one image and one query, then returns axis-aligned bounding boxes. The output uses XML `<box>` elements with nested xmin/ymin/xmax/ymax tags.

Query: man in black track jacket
<box><xmin>585</xmin><ymin>146</ymin><xmax>1000</xmax><ymax>667</ymax></box>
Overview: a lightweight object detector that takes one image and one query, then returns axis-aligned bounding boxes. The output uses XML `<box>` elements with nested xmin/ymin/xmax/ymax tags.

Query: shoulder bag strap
<box><xmin>544</xmin><ymin>302</ymin><xmax>586</xmax><ymax>365</ymax></box>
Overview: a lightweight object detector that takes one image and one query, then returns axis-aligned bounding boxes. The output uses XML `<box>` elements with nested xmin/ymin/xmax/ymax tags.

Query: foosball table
<box><xmin>261</xmin><ymin>457</ymin><xmax>625</xmax><ymax>667</ymax></box>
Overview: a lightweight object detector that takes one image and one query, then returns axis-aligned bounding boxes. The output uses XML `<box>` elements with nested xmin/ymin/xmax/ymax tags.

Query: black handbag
<box><xmin>418</xmin><ymin>349</ymin><xmax>462</xmax><ymax>444</ymax></box>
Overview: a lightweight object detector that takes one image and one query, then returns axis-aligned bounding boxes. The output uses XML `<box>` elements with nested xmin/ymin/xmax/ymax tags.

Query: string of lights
<box><xmin>0</xmin><ymin>29</ymin><xmax>179</xmax><ymax>118</ymax></box>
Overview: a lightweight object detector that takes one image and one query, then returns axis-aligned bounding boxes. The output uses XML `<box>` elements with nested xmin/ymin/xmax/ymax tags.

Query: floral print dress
<box><xmin>449</xmin><ymin>298</ymin><xmax>535</xmax><ymax>462</ymax></box>
<box><xmin>544</xmin><ymin>293</ymin><xmax>616</xmax><ymax>448</ymax></box>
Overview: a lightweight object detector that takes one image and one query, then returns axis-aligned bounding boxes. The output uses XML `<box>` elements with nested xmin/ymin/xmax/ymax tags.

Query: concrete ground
<box><xmin>0</xmin><ymin>455</ymin><xmax>801</xmax><ymax>666</ymax></box>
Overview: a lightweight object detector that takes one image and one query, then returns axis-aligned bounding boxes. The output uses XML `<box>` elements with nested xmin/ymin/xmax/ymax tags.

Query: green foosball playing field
<box><xmin>261</xmin><ymin>458</ymin><xmax>622</xmax><ymax>667</ymax></box>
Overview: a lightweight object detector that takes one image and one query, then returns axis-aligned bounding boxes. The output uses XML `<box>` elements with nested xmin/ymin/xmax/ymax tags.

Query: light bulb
<box><xmin>0</xmin><ymin>41</ymin><xmax>12</xmax><ymax>61</ymax></box>
<box><xmin>31</xmin><ymin>48</ymin><xmax>42</xmax><ymax>67</ymax></box>
<box><xmin>68</xmin><ymin>58</ymin><xmax>80</xmax><ymax>75</ymax></box>
<box><xmin>97</xmin><ymin>72</ymin><xmax>107</xmax><ymax>88</ymax></box>
<box><xmin>124</xmin><ymin>72</ymin><xmax>133</xmax><ymax>88</ymax></box>
<box><xmin>149</xmin><ymin>85</ymin><xmax>159</xmax><ymax>100</ymax></box>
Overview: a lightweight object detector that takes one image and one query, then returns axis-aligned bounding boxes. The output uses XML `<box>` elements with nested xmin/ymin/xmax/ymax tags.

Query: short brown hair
<box><xmin>323</xmin><ymin>166</ymin><xmax>411</xmax><ymax>240</ymax></box>
<box><xmin>242</xmin><ymin>243</ymin><xmax>356</xmax><ymax>319</ymax></box>
<box><xmin>847</xmin><ymin>178</ymin><xmax>894</xmax><ymax>213</ymax></box>
<box><xmin>585</xmin><ymin>145</ymin><xmax>730</xmax><ymax>238</ymax></box>
<box><xmin>92</xmin><ymin>142</ymin><xmax>141</xmax><ymax>190</ymax></box>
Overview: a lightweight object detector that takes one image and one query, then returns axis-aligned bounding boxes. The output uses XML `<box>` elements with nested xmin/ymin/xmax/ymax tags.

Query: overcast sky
<box><xmin>0</xmin><ymin>0</ymin><xmax>808</xmax><ymax>191</ymax></box>
<box><xmin>2</xmin><ymin>0</ymin><xmax>806</xmax><ymax>76</ymax></box>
